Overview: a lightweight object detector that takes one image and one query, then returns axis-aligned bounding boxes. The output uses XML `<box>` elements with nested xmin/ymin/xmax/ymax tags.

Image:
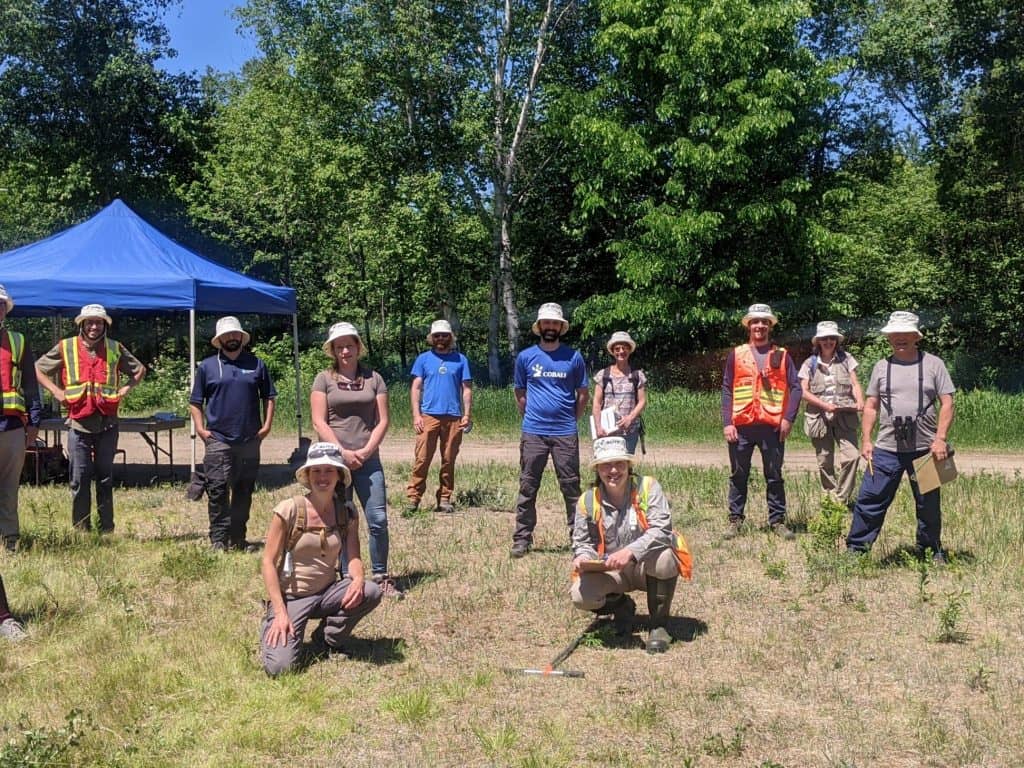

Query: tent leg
<box><xmin>189</xmin><ymin>309</ymin><xmax>196</xmax><ymax>475</ymax></box>
<box><xmin>292</xmin><ymin>313</ymin><xmax>302</xmax><ymax>445</ymax></box>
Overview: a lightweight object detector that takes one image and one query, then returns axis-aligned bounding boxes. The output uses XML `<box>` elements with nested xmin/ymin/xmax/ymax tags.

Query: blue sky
<box><xmin>158</xmin><ymin>1</ymin><xmax>259</xmax><ymax>75</ymax></box>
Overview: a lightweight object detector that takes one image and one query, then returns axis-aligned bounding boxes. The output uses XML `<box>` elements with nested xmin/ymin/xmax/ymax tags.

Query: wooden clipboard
<box><xmin>576</xmin><ymin>559</ymin><xmax>609</xmax><ymax>573</ymax></box>
<box><xmin>912</xmin><ymin>450</ymin><xmax>958</xmax><ymax>494</ymax></box>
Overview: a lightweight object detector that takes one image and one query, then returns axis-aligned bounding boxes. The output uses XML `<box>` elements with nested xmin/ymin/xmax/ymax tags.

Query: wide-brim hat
<box><xmin>211</xmin><ymin>316</ymin><xmax>251</xmax><ymax>348</ymax></box>
<box><xmin>0</xmin><ymin>284</ymin><xmax>13</xmax><ymax>313</ymax></box>
<box><xmin>590</xmin><ymin>436</ymin><xmax>635</xmax><ymax>468</ymax></box>
<box><xmin>531</xmin><ymin>302</ymin><xmax>569</xmax><ymax>335</ymax></box>
<box><xmin>811</xmin><ymin>321</ymin><xmax>844</xmax><ymax>345</ymax></box>
<box><xmin>427</xmin><ymin>319</ymin><xmax>457</xmax><ymax>343</ymax></box>
<box><xmin>322</xmin><ymin>321</ymin><xmax>366</xmax><ymax>356</ymax></box>
<box><xmin>295</xmin><ymin>442</ymin><xmax>352</xmax><ymax>488</ymax></box>
<box><xmin>75</xmin><ymin>303</ymin><xmax>113</xmax><ymax>326</ymax></box>
<box><xmin>879</xmin><ymin>311</ymin><xmax>923</xmax><ymax>338</ymax></box>
<box><xmin>606</xmin><ymin>331</ymin><xmax>637</xmax><ymax>355</ymax></box>
<box><xmin>741</xmin><ymin>303</ymin><xmax>777</xmax><ymax>328</ymax></box>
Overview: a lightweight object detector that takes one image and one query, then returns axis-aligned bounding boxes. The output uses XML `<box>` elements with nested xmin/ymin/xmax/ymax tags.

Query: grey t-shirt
<box><xmin>866</xmin><ymin>352</ymin><xmax>955</xmax><ymax>452</ymax></box>
<box><xmin>311</xmin><ymin>368</ymin><xmax>388</xmax><ymax>453</ymax></box>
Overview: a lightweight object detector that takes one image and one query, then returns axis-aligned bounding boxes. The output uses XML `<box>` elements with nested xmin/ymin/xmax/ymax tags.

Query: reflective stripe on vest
<box><xmin>731</xmin><ymin>344</ymin><xmax>788</xmax><ymax>428</ymax></box>
<box><xmin>0</xmin><ymin>330</ymin><xmax>27</xmax><ymax>419</ymax></box>
<box><xmin>579</xmin><ymin>475</ymin><xmax>692</xmax><ymax>580</ymax></box>
<box><xmin>60</xmin><ymin>337</ymin><xmax>122</xmax><ymax>419</ymax></box>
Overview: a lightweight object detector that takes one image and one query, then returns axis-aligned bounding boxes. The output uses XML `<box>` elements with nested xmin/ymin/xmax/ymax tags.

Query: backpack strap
<box><xmin>601</xmin><ymin>366</ymin><xmax>612</xmax><ymax>391</ymax></box>
<box><xmin>274</xmin><ymin>495</ymin><xmax>308</xmax><ymax>572</ymax></box>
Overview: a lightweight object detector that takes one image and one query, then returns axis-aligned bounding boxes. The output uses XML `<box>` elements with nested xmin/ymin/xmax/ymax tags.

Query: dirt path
<box><xmin>113</xmin><ymin>430</ymin><xmax>1022</xmax><ymax>476</ymax></box>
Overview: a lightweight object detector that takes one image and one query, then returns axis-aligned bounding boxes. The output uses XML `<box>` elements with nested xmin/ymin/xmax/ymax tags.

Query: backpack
<box><xmin>275</xmin><ymin>493</ymin><xmax>351</xmax><ymax>575</ymax></box>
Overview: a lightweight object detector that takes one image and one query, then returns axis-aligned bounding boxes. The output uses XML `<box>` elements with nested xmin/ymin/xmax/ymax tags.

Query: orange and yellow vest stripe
<box><xmin>60</xmin><ymin>337</ymin><xmax>122</xmax><ymax>420</ymax></box>
<box><xmin>731</xmin><ymin>343</ymin><xmax>788</xmax><ymax>428</ymax></box>
<box><xmin>0</xmin><ymin>330</ymin><xmax>27</xmax><ymax>422</ymax></box>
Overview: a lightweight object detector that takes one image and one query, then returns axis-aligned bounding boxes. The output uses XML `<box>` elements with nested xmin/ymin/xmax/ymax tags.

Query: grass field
<box><xmin>2</xmin><ymin>457</ymin><xmax>1023</xmax><ymax>767</ymax></box>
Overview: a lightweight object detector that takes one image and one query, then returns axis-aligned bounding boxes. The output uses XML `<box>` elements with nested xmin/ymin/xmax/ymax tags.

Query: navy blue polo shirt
<box><xmin>189</xmin><ymin>350</ymin><xmax>277</xmax><ymax>444</ymax></box>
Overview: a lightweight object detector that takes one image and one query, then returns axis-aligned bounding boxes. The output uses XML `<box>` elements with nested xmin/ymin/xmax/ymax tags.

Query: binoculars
<box><xmin>893</xmin><ymin>415</ymin><xmax>917</xmax><ymax>444</ymax></box>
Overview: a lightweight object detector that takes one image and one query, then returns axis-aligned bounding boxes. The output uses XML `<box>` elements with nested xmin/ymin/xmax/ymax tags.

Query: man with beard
<box><xmin>510</xmin><ymin>303</ymin><xmax>589</xmax><ymax>558</ymax></box>
<box><xmin>0</xmin><ymin>285</ymin><xmax>42</xmax><ymax>551</ymax></box>
<box><xmin>189</xmin><ymin>317</ymin><xmax>276</xmax><ymax>552</ymax></box>
<box><xmin>721</xmin><ymin>303</ymin><xmax>801</xmax><ymax>540</ymax></box>
<box><xmin>846</xmin><ymin>311</ymin><xmax>955</xmax><ymax>562</ymax></box>
<box><xmin>35</xmin><ymin>304</ymin><xmax>145</xmax><ymax>532</ymax></box>
<box><xmin>405</xmin><ymin>319</ymin><xmax>473</xmax><ymax>515</ymax></box>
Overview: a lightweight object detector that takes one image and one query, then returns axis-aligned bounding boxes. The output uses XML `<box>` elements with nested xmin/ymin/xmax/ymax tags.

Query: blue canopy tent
<box><xmin>0</xmin><ymin>199</ymin><xmax>303</xmax><ymax>468</ymax></box>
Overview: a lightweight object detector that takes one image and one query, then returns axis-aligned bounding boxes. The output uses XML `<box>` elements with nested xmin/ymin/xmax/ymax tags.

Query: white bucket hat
<box><xmin>606</xmin><ymin>331</ymin><xmax>637</xmax><ymax>355</ymax></box>
<box><xmin>211</xmin><ymin>316</ymin><xmax>251</xmax><ymax>348</ymax></box>
<box><xmin>322</xmin><ymin>321</ymin><xmax>365</xmax><ymax>356</ymax></box>
<box><xmin>427</xmin><ymin>319</ymin><xmax>456</xmax><ymax>343</ymax></box>
<box><xmin>590</xmin><ymin>436</ymin><xmax>635</xmax><ymax>468</ymax></box>
<box><xmin>75</xmin><ymin>303</ymin><xmax>113</xmax><ymax>326</ymax></box>
<box><xmin>0</xmin><ymin>285</ymin><xmax>13</xmax><ymax>313</ymax></box>
<box><xmin>811</xmin><ymin>321</ymin><xmax>844</xmax><ymax>345</ymax></box>
<box><xmin>741</xmin><ymin>303</ymin><xmax>778</xmax><ymax>328</ymax></box>
<box><xmin>531</xmin><ymin>302</ymin><xmax>569</xmax><ymax>335</ymax></box>
<box><xmin>295</xmin><ymin>442</ymin><xmax>352</xmax><ymax>488</ymax></box>
<box><xmin>879</xmin><ymin>311</ymin><xmax>922</xmax><ymax>337</ymax></box>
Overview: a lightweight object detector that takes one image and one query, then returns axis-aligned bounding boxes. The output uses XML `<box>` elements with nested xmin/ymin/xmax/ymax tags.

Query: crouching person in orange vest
<box><xmin>36</xmin><ymin>304</ymin><xmax>145</xmax><ymax>533</ymax></box>
<box><xmin>570</xmin><ymin>437</ymin><xmax>692</xmax><ymax>654</ymax></box>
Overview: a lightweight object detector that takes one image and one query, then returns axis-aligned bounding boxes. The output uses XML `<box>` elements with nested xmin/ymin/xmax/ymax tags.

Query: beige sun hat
<box><xmin>741</xmin><ymin>303</ymin><xmax>777</xmax><ymax>328</ymax></box>
<box><xmin>0</xmin><ymin>285</ymin><xmax>13</xmax><ymax>313</ymax></box>
<box><xmin>322</xmin><ymin>321</ymin><xmax>365</xmax><ymax>356</ymax></box>
<box><xmin>589</xmin><ymin>436</ymin><xmax>634</xmax><ymax>468</ymax></box>
<box><xmin>531</xmin><ymin>302</ymin><xmax>569</xmax><ymax>335</ymax></box>
<box><xmin>211</xmin><ymin>316</ymin><xmax>251</xmax><ymax>348</ymax></box>
<box><xmin>811</xmin><ymin>321</ymin><xmax>844</xmax><ymax>345</ymax></box>
<box><xmin>427</xmin><ymin>319</ymin><xmax>456</xmax><ymax>343</ymax></box>
<box><xmin>605</xmin><ymin>331</ymin><xmax>637</xmax><ymax>355</ymax></box>
<box><xmin>75</xmin><ymin>303</ymin><xmax>113</xmax><ymax>326</ymax></box>
<box><xmin>295</xmin><ymin>442</ymin><xmax>352</xmax><ymax>488</ymax></box>
<box><xmin>879</xmin><ymin>311</ymin><xmax>923</xmax><ymax>338</ymax></box>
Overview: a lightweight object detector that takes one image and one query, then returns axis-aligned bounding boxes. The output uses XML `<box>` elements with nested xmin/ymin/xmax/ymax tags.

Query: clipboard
<box><xmin>588</xmin><ymin>407</ymin><xmax>619</xmax><ymax>440</ymax></box>
<box><xmin>576</xmin><ymin>559</ymin><xmax>609</xmax><ymax>573</ymax></box>
<box><xmin>912</xmin><ymin>449</ymin><xmax>958</xmax><ymax>494</ymax></box>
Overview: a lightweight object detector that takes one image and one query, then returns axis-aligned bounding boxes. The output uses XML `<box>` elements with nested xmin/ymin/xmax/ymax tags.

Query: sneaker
<box><xmin>723</xmin><ymin>518</ymin><xmax>743</xmax><ymax>540</ymax></box>
<box><xmin>437</xmin><ymin>501</ymin><xmax>455</xmax><ymax>514</ymax></box>
<box><xmin>932</xmin><ymin>550</ymin><xmax>948</xmax><ymax>566</ymax></box>
<box><xmin>230</xmin><ymin>539</ymin><xmax>259</xmax><ymax>553</ymax></box>
<box><xmin>3</xmin><ymin>536</ymin><xmax>17</xmax><ymax>553</ymax></box>
<box><xmin>401</xmin><ymin>501</ymin><xmax>421</xmax><ymax>518</ymax></box>
<box><xmin>510</xmin><ymin>540</ymin><xmax>531</xmax><ymax>558</ymax></box>
<box><xmin>771</xmin><ymin>522</ymin><xmax>796</xmax><ymax>540</ymax></box>
<box><xmin>0</xmin><ymin>617</ymin><xmax>27</xmax><ymax>642</ymax></box>
<box><xmin>211</xmin><ymin>541</ymin><xmax>228</xmax><ymax>553</ymax></box>
<box><xmin>374</xmin><ymin>575</ymin><xmax>405</xmax><ymax>600</ymax></box>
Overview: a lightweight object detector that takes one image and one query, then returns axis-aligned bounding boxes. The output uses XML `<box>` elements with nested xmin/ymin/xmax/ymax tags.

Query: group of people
<box><xmin>0</xmin><ymin>287</ymin><xmax>957</xmax><ymax>676</ymax></box>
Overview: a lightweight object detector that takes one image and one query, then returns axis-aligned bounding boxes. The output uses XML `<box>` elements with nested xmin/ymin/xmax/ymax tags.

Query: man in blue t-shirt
<box><xmin>405</xmin><ymin>320</ymin><xmax>473</xmax><ymax>514</ymax></box>
<box><xmin>511</xmin><ymin>303</ymin><xmax>588</xmax><ymax>558</ymax></box>
<box><xmin>189</xmin><ymin>317</ymin><xmax>276</xmax><ymax>552</ymax></box>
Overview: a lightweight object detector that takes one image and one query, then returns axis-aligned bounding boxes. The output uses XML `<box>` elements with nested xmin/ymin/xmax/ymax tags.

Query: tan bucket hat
<box><xmin>531</xmin><ymin>302</ymin><xmax>569</xmax><ymax>335</ymax></box>
<box><xmin>75</xmin><ymin>303</ymin><xmax>113</xmax><ymax>326</ymax></box>
<box><xmin>211</xmin><ymin>316</ymin><xmax>251</xmax><ymax>348</ymax></box>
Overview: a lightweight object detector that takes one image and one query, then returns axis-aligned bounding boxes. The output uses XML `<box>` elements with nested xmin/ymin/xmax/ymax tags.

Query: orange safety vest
<box><xmin>0</xmin><ymin>330</ymin><xmax>27</xmax><ymax>422</ymax></box>
<box><xmin>60</xmin><ymin>336</ymin><xmax>123</xmax><ymax>420</ymax></box>
<box><xmin>578</xmin><ymin>475</ymin><xmax>692</xmax><ymax>580</ymax></box>
<box><xmin>731</xmin><ymin>343</ymin><xmax>789</xmax><ymax>428</ymax></box>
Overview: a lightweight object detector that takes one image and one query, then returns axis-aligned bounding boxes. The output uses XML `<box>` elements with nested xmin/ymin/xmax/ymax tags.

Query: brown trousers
<box><xmin>406</xmin><ymin>415</ymin><xmax>464</xmax><ymax>506</ymax></box>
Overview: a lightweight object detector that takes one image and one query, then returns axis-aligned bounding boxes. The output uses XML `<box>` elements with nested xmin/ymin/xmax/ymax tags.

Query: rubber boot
<box><xmin>604</xmin><ymin>593</ymin><xmax>636</xmax><ymax>636</ymax></box>
<box><xmin>645</xmin><ymin>576</ymin><xmax>677</xmax><ymax>654</ymax></box>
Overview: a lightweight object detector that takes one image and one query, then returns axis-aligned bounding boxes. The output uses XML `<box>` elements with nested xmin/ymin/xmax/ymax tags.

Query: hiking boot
<box><xmin>645</xmin><ymin>576</ymin><xmax>677</xmax><ymax>654</ymax></box>
<box><xmin>603</xmin><ymin>594</ymin><xmax>636</xmax><ymax>636</ymax></box>
<box><xmin>510</xmin><ymin>540</ymin><xmax>531</xmax><ymax>558</ymax></box>
<box><xmin>374</xmin><ymin>575</ymin><xmax>405</xmax><ymax>600</ymax></box>
<box><xmin>210</xmin><ymin>541</ymin><xmax>228</xmax><ymax>553</ymax></box>
<box><xmin>771</xmin><ymin>522</ymin><xmax>796</xmax><ymax>540</ymax></box>
<box><xmin>0</xmin><ymin>617</ymin><xmax>27</xmax><ymax>642</ymax></box>
<box><xmin>401</xmin><ymin>501</ymin><xmax>421</xmax><ymax>518</ymax></box>
<box><xmin>723</xmin><ymin>518</ymin><xmax>743</xmax><ymax>540</ymax></box>
<box><xmin>230</xmin><ymin>539</ymin><xmax>259</xmax><ymax>553</ymax></box>
<box><xmin>437</xmin><ymin>501</ymin><xmax>455</xmax><ymax>514</ymax></box>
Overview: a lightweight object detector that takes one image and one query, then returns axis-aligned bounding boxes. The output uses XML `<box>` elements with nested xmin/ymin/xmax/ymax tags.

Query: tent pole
<box><xmin>292</xmin><ymin>313</ymin><xmax>302</xmax><ymax>446</ymax></box>
<box><xmin>189</xmin><ymin>309</ymin><xmax>196</xmax><ymax>475</ymax></box>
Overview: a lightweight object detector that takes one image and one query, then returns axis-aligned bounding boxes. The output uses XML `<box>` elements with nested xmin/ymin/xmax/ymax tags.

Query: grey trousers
<box><xmin>260</xmin><ymin>577</ymin><xmax>382</xmax><ymax>676</ymax></box>
<box><xmin>68</xmin><ymin>426</ymin><xmax>119</xmax><ymax>532</ymax></box>
<box><xmin>810</xmin><ymin>417</ymin><xmax>860</xmax><ymax>505</ymax></box>
<box><xmin>0</xmin><ymin>427</ymin><xmax>26</xmax><ymax>538</ymax></box>
<box><xmin>514</xmin><ymin>433</ymin><xmax>581</xmax><ymax>544</ymax></box>
<box><xmin>570</xmin><ymin>548</ymin><xmax>679</xmax><ymax>610</ymax></box>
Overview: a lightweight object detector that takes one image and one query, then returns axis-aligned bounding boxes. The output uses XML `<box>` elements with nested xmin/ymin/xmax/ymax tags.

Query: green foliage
<box><xmin>702</xmin><ymin>724</ymin><xmax>747</xmax><ymax>757</ymax></box>
<box><xmin>0</xmin><ymin>711</ymin><xmax>85</xmax><ymax>768</ymax></box>
<box><xmin>160</xmin><ymin>545</ymin><xmax>221</xmax><ymax>583</ymax></box>
<box><xmin>935</xmin><ymin>587</ymin><xmax>969</xmax><ymax>644</ymax></box>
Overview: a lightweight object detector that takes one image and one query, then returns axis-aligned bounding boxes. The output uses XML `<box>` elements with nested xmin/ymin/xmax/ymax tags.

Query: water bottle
<box><xmin>282</xmin><ymin>550</ymin><xmax>294</xmax><ymax>578</ymax></box>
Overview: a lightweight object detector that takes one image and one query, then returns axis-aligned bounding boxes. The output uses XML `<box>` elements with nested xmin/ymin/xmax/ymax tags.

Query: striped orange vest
<box><xmin>60</xmin><ymin>337</ymin><xmax>122</xmax><ymax>420</ymax></box>
<box><xmin>731</xmin><ymin>343</ymin><xmax>788</xmax><ymax>428</ymax></box>
<box><xmin>0</xmin><ymin>330</ymin><xmax>27</xmax><ymax>422</ymax></box>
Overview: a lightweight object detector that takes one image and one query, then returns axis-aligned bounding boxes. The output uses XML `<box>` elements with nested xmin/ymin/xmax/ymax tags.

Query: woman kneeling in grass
<box><xmin>260</xmin><ymin>442</ymin><xmax>381</xmax><ymax>676</ymax></box>
<box><xmin>570</xmin><ymin>437</ymin><xmax>685</xmax><ymax>654</ymax></box>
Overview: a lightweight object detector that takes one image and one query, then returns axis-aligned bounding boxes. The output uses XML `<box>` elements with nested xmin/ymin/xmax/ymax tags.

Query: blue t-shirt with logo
<box><xmin>410</xmin><ymin>350</ymin><xmax>472</xmax><ymax>417</ymax></box>
<box><xmin>514</xmin><ymin>344</ymin><xmax>588</xmax><ymax>436</ymax></box>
